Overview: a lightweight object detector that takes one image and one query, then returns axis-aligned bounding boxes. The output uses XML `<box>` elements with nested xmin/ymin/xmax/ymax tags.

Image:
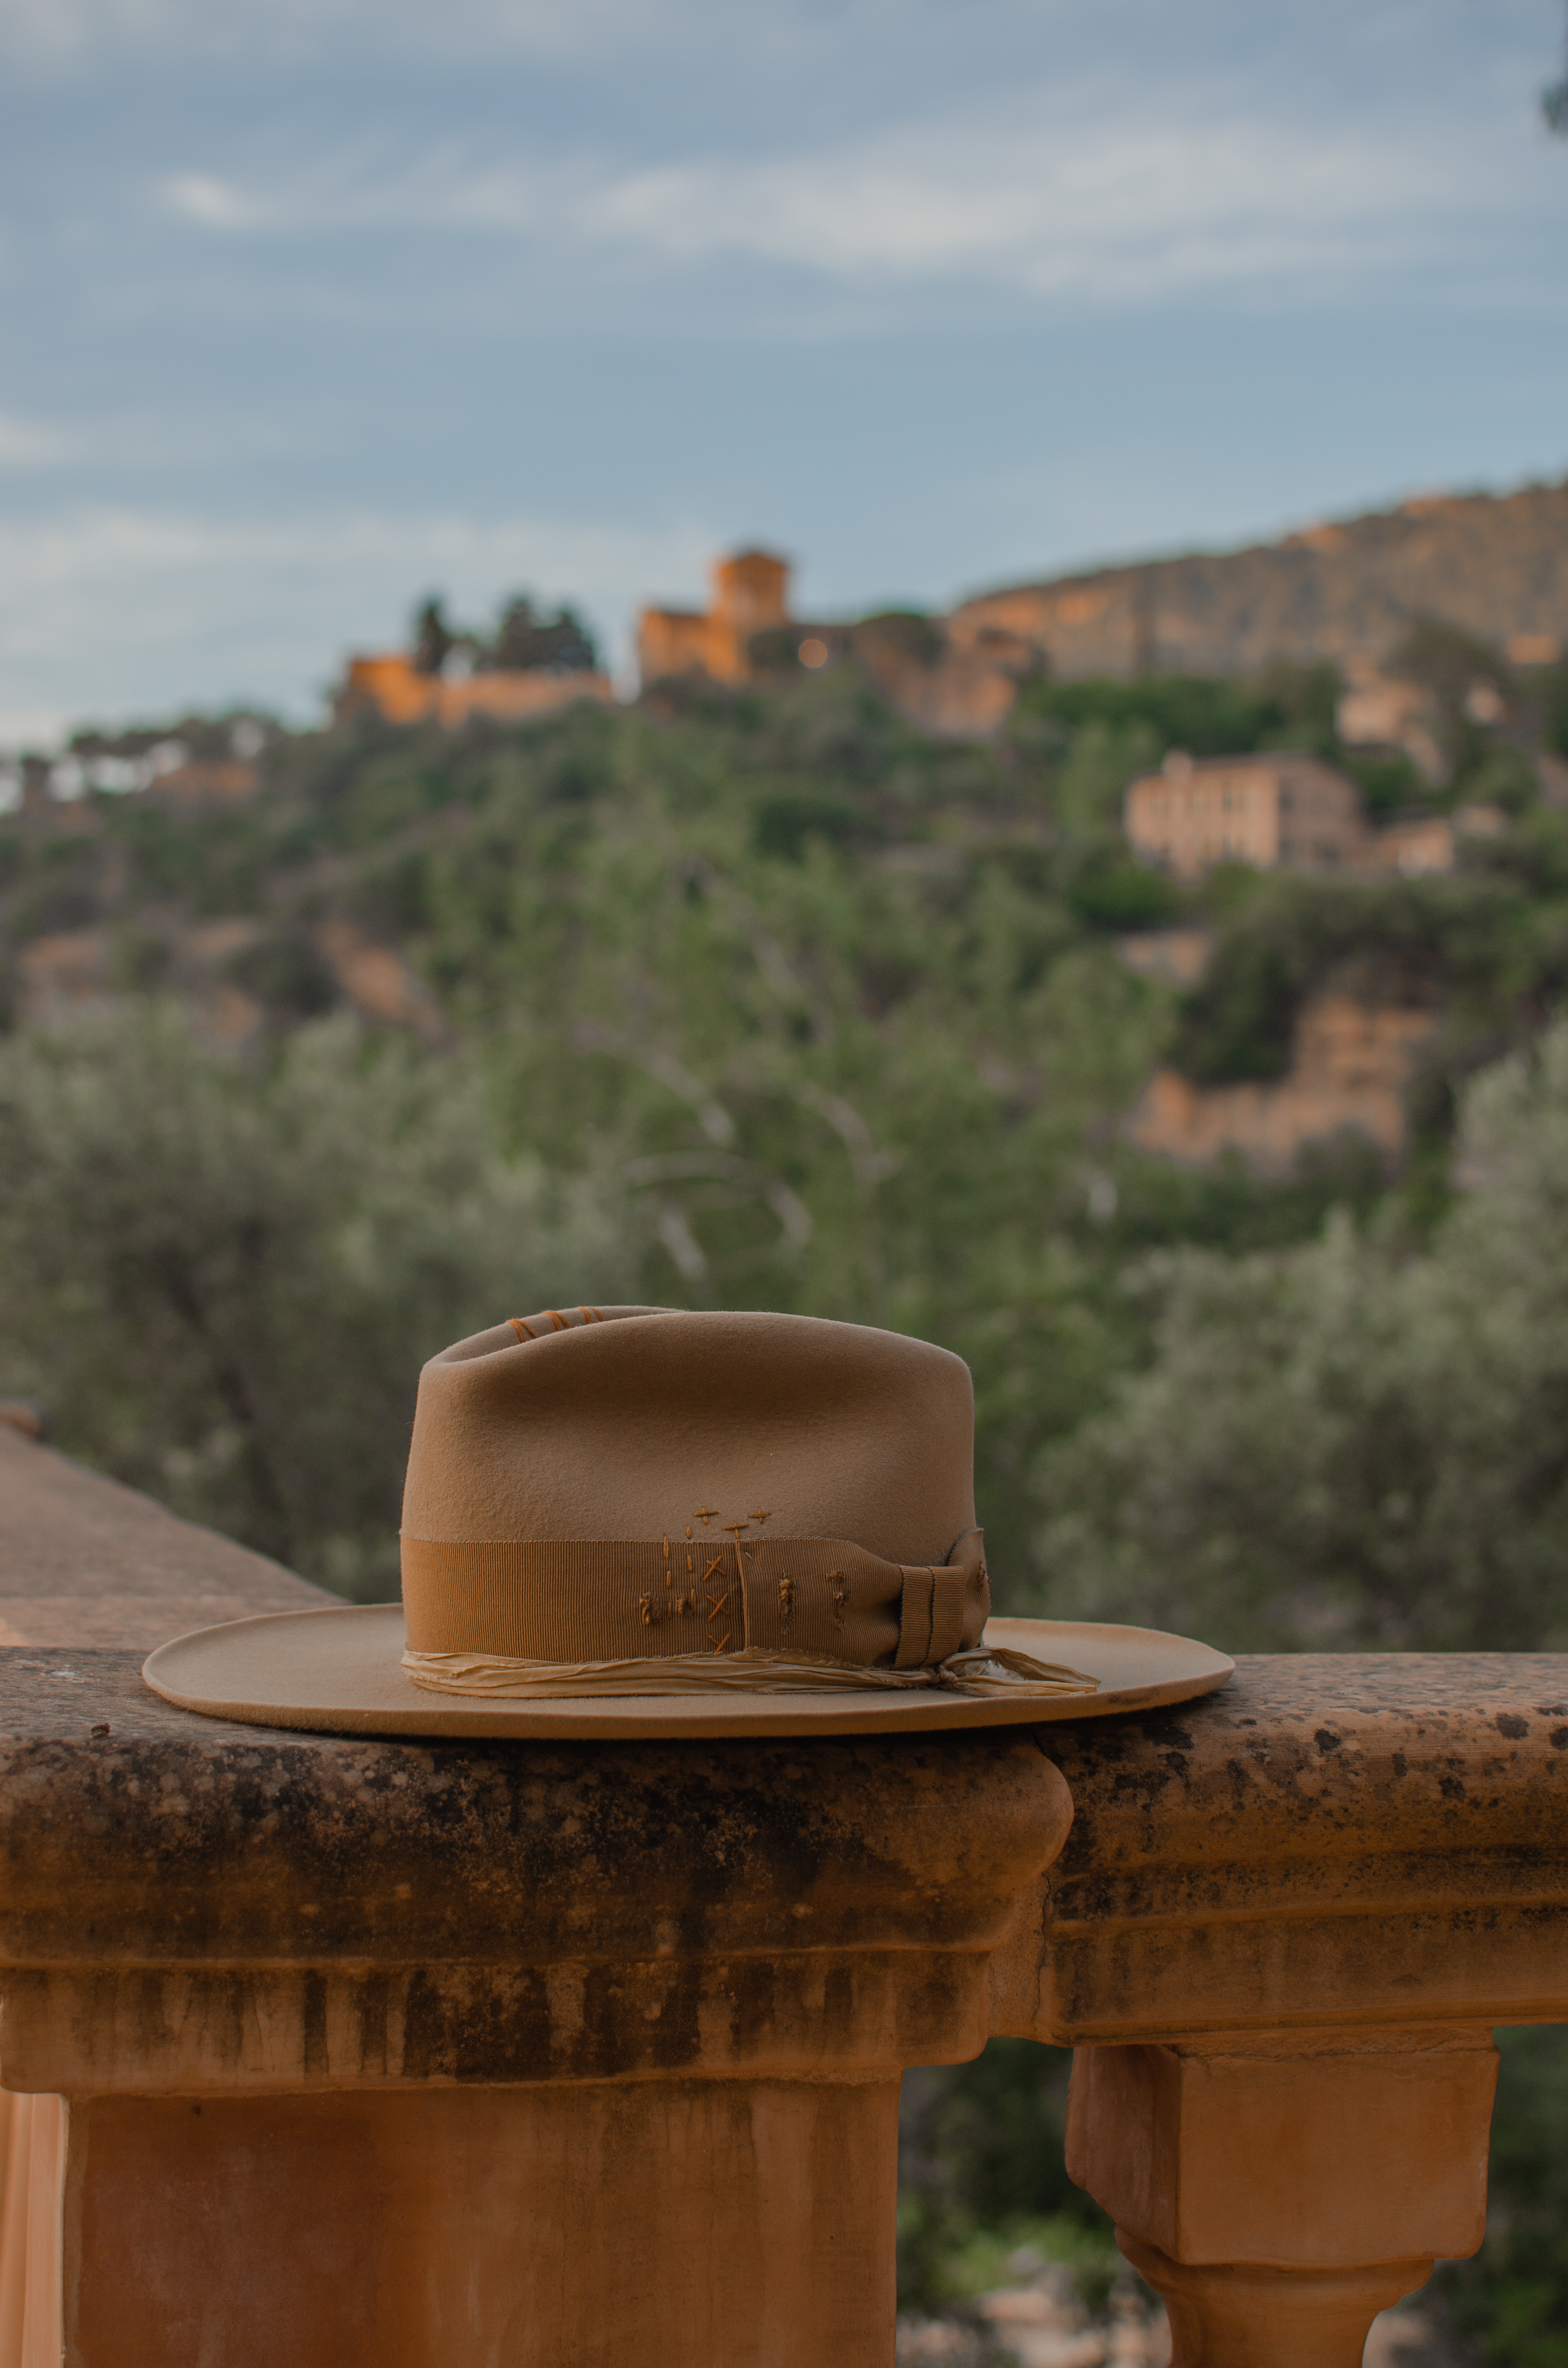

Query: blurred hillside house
<box><xmin>1125</xmin><ymin>750</ymin><xmax>1506</xmax><ymax>881</ymax></box>
<box><xmin>1126</xmin><ymin>752</ymin><xmax>1364</xmax><ymax>877</ymax></box>
<box><xmin>2</xmin><ymin>718</ymin><xmax>278</xmax><ymax>820</ymax></box>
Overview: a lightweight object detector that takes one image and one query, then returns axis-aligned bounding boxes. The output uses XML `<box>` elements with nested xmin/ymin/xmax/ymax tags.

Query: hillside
<box><xmin>6</xmin><ymin>656</ymin><xmax>1568</xmax><ymax>1602</ymax></box>
<box><xmin>951</xmin><ymin>478</ymin><xmax>1568</xmax><ymax>681</ymax></box>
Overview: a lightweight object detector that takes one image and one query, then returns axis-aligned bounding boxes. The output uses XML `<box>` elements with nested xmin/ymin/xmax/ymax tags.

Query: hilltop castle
<box><xmin>637</xmin><ymin>551</ymin><xmax>793</xmax><ymax>687</ymax></box>
<box><xmin>336</xmin><ymin>477</ymin><xmax>1568</xmax><ymax>748</ymax></box>
<box><xmin>336</xmin><ymin>653</ymin><xmax>614</xmax><ymax>730</ymax></box>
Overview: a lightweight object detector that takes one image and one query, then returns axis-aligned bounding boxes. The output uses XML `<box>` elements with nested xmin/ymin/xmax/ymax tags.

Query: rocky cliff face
<box><xmin>949</xmin><ymin>481</ymin><xmax>1568</xmax><ymax>683</ymax></box>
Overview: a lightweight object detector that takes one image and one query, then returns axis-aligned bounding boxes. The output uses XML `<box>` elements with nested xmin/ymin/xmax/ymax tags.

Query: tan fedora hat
<box><xmin>144</xmin><ymin>1307</ymin><xmax>1232</xmax><ymax>1739</ymax></box>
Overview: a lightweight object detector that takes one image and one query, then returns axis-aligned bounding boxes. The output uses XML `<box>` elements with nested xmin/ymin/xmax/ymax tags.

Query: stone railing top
<box><xmin>5</xmin><ymin>1642</ymin><xmax>1565</xmax><ymax>1986</ymax></box>
<box><xmin>0</xmin><ymin>1646</ymin><xmax>1071</xmax><ymax>2094</ymax></box>
<box><xmin>5</xmin><ymin>1438</ymin><xmax>1567</xmax><ymax>2088</ymax></box>
<box><xmin>0</xmin><ymin>1424</ymin><xmax>332</xmax><ymax>1648</ymax></box>
<box><xmin>0</xmin><ymin>1649</ymin><xmax>1066</xmax><ymax>1971</ymax></box>
<box><xmin>1046</xmin><ymin>1650</ymin><xmax>1568</xmax><ymax>1871</ymax></box>
<box><xmin>997</xmin><ymin>1651</ymin><xmax>1568</xmax><ymax>2045</ymax></box>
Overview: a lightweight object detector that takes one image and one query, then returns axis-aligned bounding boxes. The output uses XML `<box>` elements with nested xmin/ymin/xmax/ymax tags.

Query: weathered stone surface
<box><xmin>0</xmin><ymin>1653</ymin><xmax>1063</xmax><ymax>1966</ymax></box>
<box><xmin>0</xmin><ymin>1650</ymin><xmax>1072</xmax><ymax>2090</ymax></box>
<box><xmin>995</xmin><ymin>1653</ymin><xmax>1568</xmax><ymax>2041</ymax></box>
<box><xmin>0</xmin><ymin>1427</ymin><xmax>332</xmax><ymax>1649</ymax></box>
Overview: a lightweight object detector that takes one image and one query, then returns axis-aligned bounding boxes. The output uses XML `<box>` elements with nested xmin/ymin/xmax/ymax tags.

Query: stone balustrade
<box><xmin>0</xmin><ymin>1423</ymin><xmax>1563</xmax><ymax>2365</ymax></box>
<box><xmin>994</xmin><ymin>1653</ymin><xmax>1568</xmax><ymax>2366</ymax></box>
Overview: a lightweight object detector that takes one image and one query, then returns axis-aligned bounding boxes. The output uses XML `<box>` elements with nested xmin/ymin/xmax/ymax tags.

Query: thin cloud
<box><xmin>0</xmin><ymin>505</ymin><xmax>715</xmax><ymax>741</ymax></box>
<box><xmin>157</xmin><ymin>84</ymin><xmax>1533</xmax><ymax>304</ymax></box>
<box><xmin>0</xmin><ymin>412</ymin><xmax>72</xmax><ymax>467</ymax></box>
<box><xmin>163</xmin><ymin>173</ymin><xmax>260</xmax><ymax>230</ymax></box>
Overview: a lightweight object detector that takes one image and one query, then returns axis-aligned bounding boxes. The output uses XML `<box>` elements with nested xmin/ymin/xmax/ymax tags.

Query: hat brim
<box><xmin>141</xmin><ymin>1606</ymin><xmax>1233</xmax><ymax>1739</ymax></box>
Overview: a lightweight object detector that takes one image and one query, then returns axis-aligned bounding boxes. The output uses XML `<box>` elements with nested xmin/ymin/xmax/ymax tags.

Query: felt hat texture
<box><xmin>144</xmin><ymin>1306</ymin><xmax>1232</xmax><ymax>1738</ymax></box>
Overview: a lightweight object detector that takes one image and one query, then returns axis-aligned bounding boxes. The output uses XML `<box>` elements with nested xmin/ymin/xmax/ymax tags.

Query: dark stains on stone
<box><xmin>0</xmin><ymin>1651</ymin><xmax>1067</xmax><ymax>1975</ymax></box>
<box><xmin>302</xmin><ymin>1970</ymin><xmax>329</xmax><ymax>2080</ymax></box>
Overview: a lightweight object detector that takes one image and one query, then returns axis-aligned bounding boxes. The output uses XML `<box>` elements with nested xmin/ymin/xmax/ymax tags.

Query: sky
<box><xmin>0</xmin><ymin>0</ymin><xmax>1565</xmax><ymax>743</ymax></box>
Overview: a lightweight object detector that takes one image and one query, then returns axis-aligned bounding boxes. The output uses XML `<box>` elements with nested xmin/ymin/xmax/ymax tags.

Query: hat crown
<box><xmin>402</xmin><ymin>1307</ymin><xmax>976</xmax><ymax>1567</ymax></box>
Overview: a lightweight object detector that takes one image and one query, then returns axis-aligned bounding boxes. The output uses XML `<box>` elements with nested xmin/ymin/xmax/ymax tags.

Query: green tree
<box><xmin>485</xmin><ymin>595</ymin><xmax>599</xmax><ymax>675</ymax></box>
<box><xmin>411</xmin><ymin>595</ymin><xmax>454</xmax><ymax>677</ymax></box>
<box><xmin>1033</xmin><ymin>1020</ymin><xmax>1568</xmax><ymax>1653</ymax></box>
<box><xmin>0</xmin><ymin>1006</ymin><xmax>636</xmax><ymax>1597</ymax></box>
<box><xmin>1545</xmin><ymin>1</ymin><xmax>1568</xmax><ymax>132</ymax></box>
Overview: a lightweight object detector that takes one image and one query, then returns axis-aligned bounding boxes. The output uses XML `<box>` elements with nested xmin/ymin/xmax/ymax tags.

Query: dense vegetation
<box><xmin>6</xmin><ymin>643</ymin><xmax>1568</xmax><ymax>2358</ymax></box>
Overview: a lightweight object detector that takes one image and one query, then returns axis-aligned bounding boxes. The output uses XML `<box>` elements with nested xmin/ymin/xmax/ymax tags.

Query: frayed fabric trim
<box><xmin>400</xmin><ymin>1642</ymin><xmax>1098</xmax><ymax>1700</ymax></box>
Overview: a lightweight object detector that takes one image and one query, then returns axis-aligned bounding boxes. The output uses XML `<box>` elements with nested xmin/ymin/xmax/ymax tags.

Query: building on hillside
<box><xmin>335</xmin><ymin>654</ymin><xmax>614</xmax><ymax>730</ymax></box>
<box><xmin>1359</xmin><ymin>803</ymin><xmax>1507</xmax><ymax>879</ymax></box>
<box><xmin>637</xmin><ymin>551</ymin><xmax>792</xmax><ymax>687</ymax></box>
<box><xmin>1126</xmin><ymin>993</ymin><xmax>1441</xmax><ymax>1178</ymax></box>
<box><xmin>1124</xmin><ymin>751</ymin><xmax>1366</xmax><ymax>879</ymax></box>
<box><xmin>1124</xmin><ymin>752</ymin><xmax>1511</xmax><ymax>882</ymax></box>
<box><xmin>1359</xmin><ymin>814</ymin><xmax>1456</xmax><ymax>878</ymax></box>
<box><xmin>1335</xmin><ymin>669</ymin><xmax>1447</xmax><ymax>784</ymax></box>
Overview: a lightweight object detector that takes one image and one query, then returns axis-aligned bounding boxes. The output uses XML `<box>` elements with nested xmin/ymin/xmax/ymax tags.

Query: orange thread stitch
<box><xmin>508</xmin><ymin>1317</ymin><xmax>539</xmax><ymax>1343</ymax></box>
<box><xmin>710</xmin><ymin>1633</ymin><xmax>731</xmax><ymax>1653</ymax></box>
<box><xmin>778</xmin><ymin>1578</ymin><xmax>795</xmax><ymax>1618</ymax></box>
<box><xmin>545</xmin><ymin>1310</ymin><xmax>569</xmax><ymax>1332</ymax></box>
<box><xmin>579</xmin><ymin>1305</ymin><xmax>604</xmax><ymax>1322</ymax></box>
<box><xmin>695</xmin><ymin>1507</ymin><xmax>718</xmax><ymax>1525</ymax></box>
<box><xmin>750</xmin><ymin>1508</ymin><xmax>772</xmax><ymax>1523</ymax></box>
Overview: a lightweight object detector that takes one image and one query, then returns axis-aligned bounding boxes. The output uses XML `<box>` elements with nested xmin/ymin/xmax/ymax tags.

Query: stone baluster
<box><xmin>1067</xmin><ymin>2027</ymin><xmax>1496</xmax><ymax>2367</ymax></box>
<box><xmin>992</xmin><ymin>1652</ymin><xmax>1568</xmax><ymax>2368</ymax></box>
